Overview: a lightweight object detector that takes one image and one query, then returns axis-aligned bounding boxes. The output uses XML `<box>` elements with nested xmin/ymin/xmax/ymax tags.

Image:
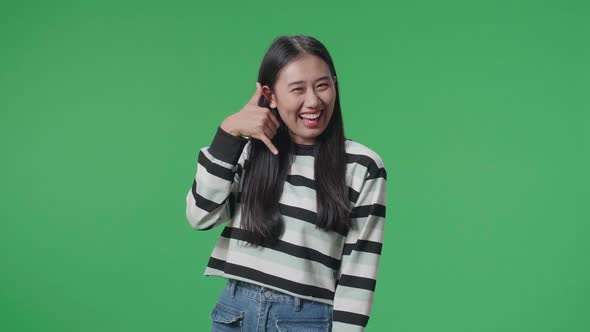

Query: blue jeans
<box><xmin>210</xmin><ymin>278</ymin><xmax>333</xmax><ymax>332</ymax></box>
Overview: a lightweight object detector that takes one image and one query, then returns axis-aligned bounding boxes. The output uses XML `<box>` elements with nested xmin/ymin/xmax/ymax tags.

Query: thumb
<box><xmin>248</xmin><ymin>82</ymin><xmax>263</xmax><ymax>105</ymax></box>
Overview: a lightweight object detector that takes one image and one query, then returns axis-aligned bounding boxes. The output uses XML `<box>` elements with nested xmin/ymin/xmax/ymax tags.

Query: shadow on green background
<box><xmin>1</xmin><ymin>1</ymin><xmax>588</xmax><ymax>331</ymax></box>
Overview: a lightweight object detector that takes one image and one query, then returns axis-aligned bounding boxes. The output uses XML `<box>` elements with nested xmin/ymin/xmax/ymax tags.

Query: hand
<box><xmin>220</xmin><ymin>82</ymin><xmax>281</xmax><ymax>155</ymax></box>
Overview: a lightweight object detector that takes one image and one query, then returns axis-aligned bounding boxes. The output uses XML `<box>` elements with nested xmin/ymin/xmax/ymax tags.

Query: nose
<box><xmin>304</xmin><ymin>90</ymin><xmax>322</xmax><ymax>109</ymax></box>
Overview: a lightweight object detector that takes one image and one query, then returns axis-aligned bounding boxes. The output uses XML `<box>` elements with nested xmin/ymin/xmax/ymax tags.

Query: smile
<box><xmin>298</xmin><ymin>111</ymin><xmax>322</xmax><ymax>119</ymax></box>
<box><xmin>298</xmin><ymin>110</ymin><xmax>323</xmax><ymax>128</ymax></box>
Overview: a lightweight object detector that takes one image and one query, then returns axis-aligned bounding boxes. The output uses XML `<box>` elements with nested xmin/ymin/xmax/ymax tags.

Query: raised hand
<box><xmin>220</xmin><ymin>82</ymin><xmax>281</xmax><ymax>155</ymax></box>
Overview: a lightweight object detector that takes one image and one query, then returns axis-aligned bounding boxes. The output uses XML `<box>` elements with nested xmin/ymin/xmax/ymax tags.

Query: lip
<box><xmin>299</xmin><ymin>111</ymin><xmax>323</xmax><ymax>128</ymax></box>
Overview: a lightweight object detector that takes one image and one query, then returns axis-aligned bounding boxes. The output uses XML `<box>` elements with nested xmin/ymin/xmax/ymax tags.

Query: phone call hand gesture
<box><xmin>220</xmin><ymin>82</ymin><xmax>281</xmax><ymax>155</ymax></box>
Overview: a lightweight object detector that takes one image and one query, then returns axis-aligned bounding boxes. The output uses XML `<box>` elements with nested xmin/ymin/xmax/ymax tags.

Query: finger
<box><xmin>248</xmin><ymin>82</ymin><xmax>263</xmax><ymax>105</ymax></box>
<box><xmin>258</xmin><ymin>134</ymin><xmax>278</xmax><ymax>155</ymax></box>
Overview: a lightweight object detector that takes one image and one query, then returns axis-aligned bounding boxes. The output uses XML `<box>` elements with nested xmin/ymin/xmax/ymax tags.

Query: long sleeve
<box><xmin>185</xmin><ymin>126</ymin><xmax>248</xmax><ymax>230</ymax></box>
<box><xmin>332</xmin><ymin>158</ymin><xmax>387</xmax><ymax>331</ymax></box>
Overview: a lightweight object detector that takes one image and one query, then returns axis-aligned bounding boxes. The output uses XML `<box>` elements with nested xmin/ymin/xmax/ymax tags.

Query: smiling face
<box><xmin>262</xmin><ymin>54</ymin><xmax>338</xmax><ymax>145</ymax></box>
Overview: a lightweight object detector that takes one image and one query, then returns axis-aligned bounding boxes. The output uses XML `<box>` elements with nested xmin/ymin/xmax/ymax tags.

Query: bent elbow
<box><xmin>185</xmin><ymin>194</ymin><xmax>220</xmax><ymax>230</ymax></box>
<box><xmin>186</xmin><ymin>204</ymin><xmax>211</xmax><ymax>231</ymax></box>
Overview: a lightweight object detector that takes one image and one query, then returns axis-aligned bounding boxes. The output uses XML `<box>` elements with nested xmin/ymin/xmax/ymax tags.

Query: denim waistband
<box><xmin>226</xmin><ymin>278</ymin><xmax>306</xmax><ymax>304</ymax></box>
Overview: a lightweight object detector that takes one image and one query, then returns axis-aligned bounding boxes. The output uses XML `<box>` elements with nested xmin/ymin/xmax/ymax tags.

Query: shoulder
<box><xmin>345</xmin><ymin>138</ymin><xmax>386</xmax><ymax>167</ymax></box>
<box><xmin>344</xmin><ymin>138</ymin><xmax>387</xmax><ymax>181</ymax></box>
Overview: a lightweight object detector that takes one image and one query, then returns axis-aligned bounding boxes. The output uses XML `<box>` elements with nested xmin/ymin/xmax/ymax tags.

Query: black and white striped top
<box><xmin>186</xmin><ymin>127</ymin><xmax>387</xmax><ymax>331</ymax></box>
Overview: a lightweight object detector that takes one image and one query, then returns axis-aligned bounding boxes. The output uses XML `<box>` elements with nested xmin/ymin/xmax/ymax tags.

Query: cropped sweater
<box><xmin>185</xmin><ymin>127</ymin><xmax>387</xmax><ymax>331</ymax></box>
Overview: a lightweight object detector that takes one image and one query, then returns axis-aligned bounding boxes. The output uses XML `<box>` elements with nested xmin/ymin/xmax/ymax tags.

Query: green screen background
<box><xmin>1</xmin><ymin>1</ymin><xmax>588</xmax><ymax>331</ymax></box>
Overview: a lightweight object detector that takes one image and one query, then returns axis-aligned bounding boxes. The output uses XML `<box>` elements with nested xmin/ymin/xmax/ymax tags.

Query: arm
<box><xmin>332</xmin><ymin>159</ymin><xmax>387</xmax><ymax>331</ymax></box>
<box><xmin>185</xmin><ymin>126</ymin><xmax>249</xmax><ymax>230</ymax></box>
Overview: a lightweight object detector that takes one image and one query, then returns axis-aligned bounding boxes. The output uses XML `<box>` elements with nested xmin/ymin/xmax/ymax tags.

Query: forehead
<box><xmin>276</xmin><ymin>54</ymin><xmax>331</xmax><ymax>84</ymax></box>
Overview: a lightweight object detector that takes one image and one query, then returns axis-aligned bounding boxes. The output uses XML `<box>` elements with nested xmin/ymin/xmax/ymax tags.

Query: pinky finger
<box><xmin>258</xmin><ymin>135</ymin><xmax>279</xmax><ymax>155</ymax></box>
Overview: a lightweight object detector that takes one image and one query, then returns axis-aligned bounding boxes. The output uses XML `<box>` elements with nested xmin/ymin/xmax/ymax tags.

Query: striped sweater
<box><xmin>185</xmin><ymin>126</ymin><xmax>387</xmax><ymax>331</ymax></box>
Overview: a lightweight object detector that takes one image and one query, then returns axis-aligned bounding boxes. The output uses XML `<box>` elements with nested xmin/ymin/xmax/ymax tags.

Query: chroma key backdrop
<box><xmin>1</xmin><ymin>1</ymin><xmax>588</xmax><ymax>331</ymax></box>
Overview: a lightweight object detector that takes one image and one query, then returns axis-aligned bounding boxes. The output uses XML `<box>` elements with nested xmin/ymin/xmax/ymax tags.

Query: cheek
<box><xmin>277</xmin><ymin>101</ymin><xmax>301</xmax><ymax>118</ymax></box>
<box><xmin>284</xmin><ymin>97</ymin><xmax>302</xmax><ymax>110</ymax></box>
<box><xmin>324</xmin><ymin>89</ymin><xmax>336</xmax><ymax>102</ymax></box>
<box><xmin>276</xmin><ymin>109</ymin><xmax>297</xmax><ymax>124</ymax></box>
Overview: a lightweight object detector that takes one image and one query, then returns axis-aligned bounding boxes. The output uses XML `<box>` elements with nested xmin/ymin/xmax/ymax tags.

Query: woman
<box><xmin>186</xmin><ymin>34</ymin><xmax>387</xmax><ymax>332</ymax></box>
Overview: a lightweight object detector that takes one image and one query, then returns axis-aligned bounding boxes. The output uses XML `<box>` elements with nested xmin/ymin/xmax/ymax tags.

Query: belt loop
<box><xmin>229</xmin><ymin>279</ymin><xmax>237</xmax><ymax>298</ymax></box>
<box><xmin>294</xmin><ymin>296</ymin><xmax>301</xmax><ymax>312</ymax></box>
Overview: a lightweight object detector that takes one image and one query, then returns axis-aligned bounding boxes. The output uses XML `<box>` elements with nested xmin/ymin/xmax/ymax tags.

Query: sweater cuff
<box><xmin>208</xmin><ymin>126</ymin><xmax>248</xmax><ymax>165</ymax></box>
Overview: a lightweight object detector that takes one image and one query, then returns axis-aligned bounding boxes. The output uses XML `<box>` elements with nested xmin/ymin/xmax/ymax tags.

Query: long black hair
<box><xmin>239</xmin><ymin>35</ymin><xmax>351</xmax><ymax>247</ymax></box>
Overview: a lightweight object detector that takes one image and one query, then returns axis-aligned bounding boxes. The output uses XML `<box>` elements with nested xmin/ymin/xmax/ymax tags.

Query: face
<box><xmin>262</xmin><ymin>54</ymin><xmax>337</xmax><ymax>145</ymax></box>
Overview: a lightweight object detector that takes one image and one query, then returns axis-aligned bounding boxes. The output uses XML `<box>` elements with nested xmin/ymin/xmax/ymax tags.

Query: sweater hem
<box><xmin>203</xmin><ymin>269</ymin><xmax>335</xmax><ymax>306</ymax></box>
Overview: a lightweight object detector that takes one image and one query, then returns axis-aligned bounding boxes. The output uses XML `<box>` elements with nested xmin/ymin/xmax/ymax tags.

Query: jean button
<box><xmin>264</xmin><ymin>290</ymin><xmax>272</xmax><ymax>297</ymax></box>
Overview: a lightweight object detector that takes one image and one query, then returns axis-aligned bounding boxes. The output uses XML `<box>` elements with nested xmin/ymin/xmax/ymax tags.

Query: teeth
<box><xmin>299</xmin><ymin>112</ymin><xmax>321</xmax><ymax>120</ymax></box>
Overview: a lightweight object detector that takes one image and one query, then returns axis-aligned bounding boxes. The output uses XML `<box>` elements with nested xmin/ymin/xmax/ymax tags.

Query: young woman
<box><xmin>186</xmin><ymin>35</ymin><xmax>387</xmax><ymax>332</ymax></box>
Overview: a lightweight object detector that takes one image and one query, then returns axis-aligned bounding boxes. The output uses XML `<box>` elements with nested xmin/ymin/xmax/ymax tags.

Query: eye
<box><xmin>292</xmin><ymin>83</ymin><xmax>329</xmax><ymax>92</ymax></box>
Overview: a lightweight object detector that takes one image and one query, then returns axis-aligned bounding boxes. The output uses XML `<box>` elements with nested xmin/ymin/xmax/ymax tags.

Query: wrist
<box><xmin>220</xmin><ymin>117</ymin><xmax>241</xmax><ymax>137</ymax></box>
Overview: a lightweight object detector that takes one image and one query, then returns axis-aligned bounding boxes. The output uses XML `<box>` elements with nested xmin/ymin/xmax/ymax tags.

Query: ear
<box><xmin>333</xmin><ymin>75</ymin><xmax>337</xmax><ymax>84</ymax></box>
<box><xmin>262</xmin><ymin>85</ymin><xmax>277</xmax><ymax>108</ymax></box>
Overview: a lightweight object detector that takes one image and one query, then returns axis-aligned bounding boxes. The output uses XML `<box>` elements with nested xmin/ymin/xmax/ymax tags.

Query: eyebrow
<box><xmin>287</xmin><ymin>75</ymin><xmax>330</xmax><ymax>86</ymax></box>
